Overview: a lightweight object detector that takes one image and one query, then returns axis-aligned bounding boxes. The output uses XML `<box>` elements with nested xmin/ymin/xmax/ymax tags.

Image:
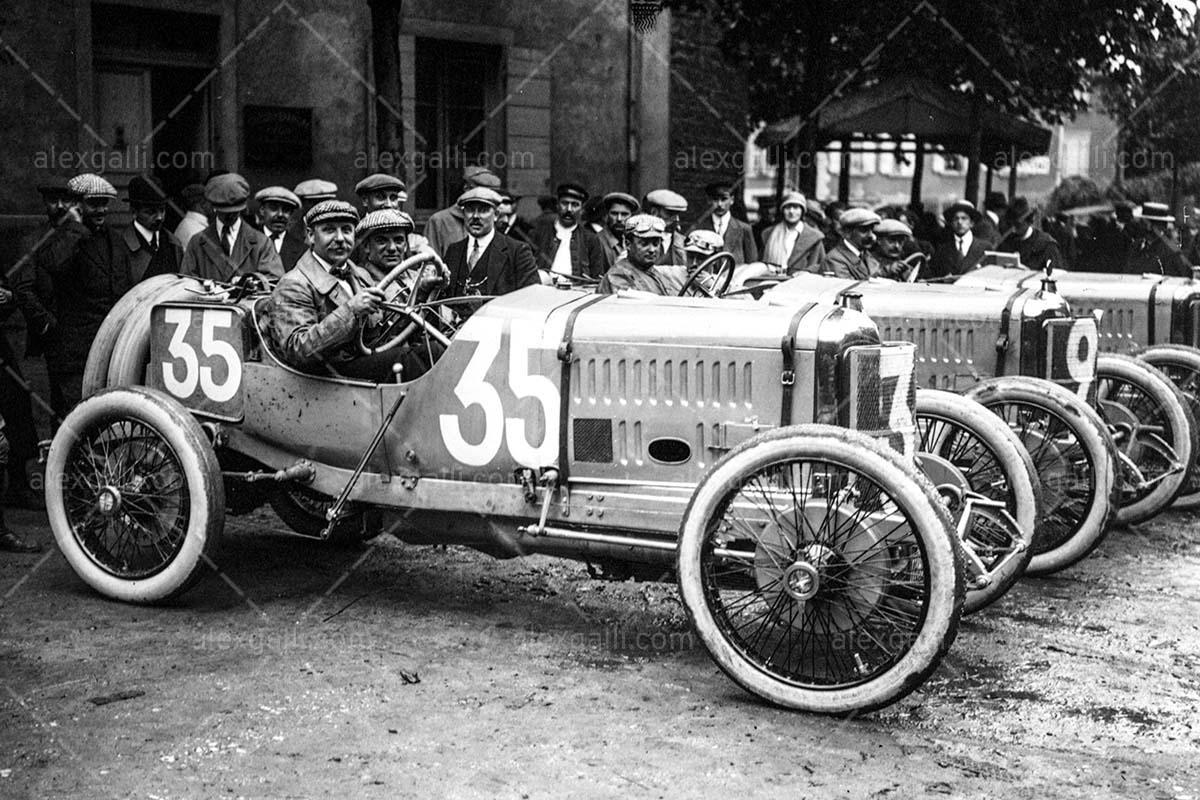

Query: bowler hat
<box><xmin>126</xmin><ymin>175</ymin><xmax>167</xmax><ymax>207</ymax></box>
<box><xmin>206</xmin><ymin>173</ymin><xmax>250</xmax><ymax>213</ymax></box>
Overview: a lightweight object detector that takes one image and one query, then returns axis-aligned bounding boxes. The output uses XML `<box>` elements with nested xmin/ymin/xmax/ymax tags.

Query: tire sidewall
<box><xmin>46</xmin><ymin>387</ymin><xmax>224</xmax><ymax>603</ymax></box>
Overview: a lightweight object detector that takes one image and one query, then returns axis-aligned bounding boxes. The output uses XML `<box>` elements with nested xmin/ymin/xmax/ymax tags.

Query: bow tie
<box><xmin>330</xmin><ymin>265</ymin><xmax>352</xmax><ymax>279</ymax></box>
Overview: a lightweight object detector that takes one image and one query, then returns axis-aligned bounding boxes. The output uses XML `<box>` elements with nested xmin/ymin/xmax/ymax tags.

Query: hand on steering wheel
<box><xmin>678</xmin><ymin>252</ymin><xmax>737</xmax><ymax>298</ymax></box>
<box><xmin>358</xmin><ymin>251</ymin><xmax>448</xmax><ymax>356</ymax></box>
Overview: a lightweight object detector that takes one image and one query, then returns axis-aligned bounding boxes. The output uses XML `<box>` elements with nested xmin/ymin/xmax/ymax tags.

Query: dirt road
<box><xmin>2</xmin><ymin>503</ymin><xmax>1198</xmax><ymax>799</ymax></box>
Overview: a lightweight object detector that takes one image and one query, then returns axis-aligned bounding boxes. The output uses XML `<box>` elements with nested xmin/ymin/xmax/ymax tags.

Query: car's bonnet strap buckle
<box><xmin>779</xmin><ymin>303</ymin><xmax>815</xmax><ymax>426</ymax></box>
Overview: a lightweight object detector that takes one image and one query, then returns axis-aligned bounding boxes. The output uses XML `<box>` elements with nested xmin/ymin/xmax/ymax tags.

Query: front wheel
<box><xmin>1096</xmin><ymin>353</ymin><xmax>1196</xmax><ymax>524</ymax></box>
<box><xmin>915</xmin><ymin>389</ymin><xmax>1039</xmax><ymax>615</ymax></box>
<box><xmin>45</xmin><ymin>387</ymin><xmax>224</xmax><ymax>603</ymax></box>
<box><xmin>677</xmin><ymin>425</ymin><xmax>962</xmax><ymax>715</ymax></box>
<box><xmin>966</xmin><ymin>377</ymin><xmax>1117</xmax><ymax>575</ymax></box>
<box><xmin>1138</xmin><ymin>344</ymin><xmax>1200</xmax><ymax>507</ymax></box>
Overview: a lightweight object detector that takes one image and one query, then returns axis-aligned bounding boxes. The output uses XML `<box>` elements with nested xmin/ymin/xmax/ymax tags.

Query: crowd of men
<box><xmin>0</xmin><ymin>161</ymin><xmax>1193</xmax><ymax>551</ymax></box>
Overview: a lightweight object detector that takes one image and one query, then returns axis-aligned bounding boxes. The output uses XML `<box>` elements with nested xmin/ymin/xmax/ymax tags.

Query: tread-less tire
<box><xmin>1139</xmin><ymin>344</ymin><xmax>1200</xmax><ymax>508</ymax></box>
<box><xmin>81</xmin><ymin>275</ymin><xmax>187</xmax><ymax>398</ymax></box>
<box><xmin>1096</xmin><ymin>353</ymin><xmax>1196</xmax><ymax>524</ymax></box>
<box><xmin>677</xmin><ymin>424</ymin><xmax>962</xmax><ymax>715</ymax></box>
<box><xmin>966</xmin><ymin>377</ymin><xmax>1117</xmax><ymax>575</ymax></box>
<box><xmin>107</xmin><ymin>278</ymin><xmax>208</xmax><ymax>389</ymax></box>
<box><xmin>45</xmin><ymin>386</ymin><xmax>224</xmax><ymax>603</ymax></box>
<box><xmin>915</xmin><ymin>389</ymin><xmax>1039</xmax><ymax>614</ymax></box>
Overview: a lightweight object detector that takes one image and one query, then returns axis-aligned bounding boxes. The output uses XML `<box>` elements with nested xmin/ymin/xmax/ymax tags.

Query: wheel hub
<box><xmin>782</xmin><ymin>561</ymin><xmax>820</xmax><ymax>601</ymax></box>
<box><xmin>96</xmin><ymin>486</ymin><xmax>123</xmax><ymax>517</ymax></box>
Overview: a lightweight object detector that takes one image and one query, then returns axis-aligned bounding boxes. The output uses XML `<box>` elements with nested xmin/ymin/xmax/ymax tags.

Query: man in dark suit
<box><xmin>927</xmin><ymin>200</ymin><xmax>991</xmax><ymax>279</ymax></box>
<box><xmin>445</xmin><ymin>188</ymin><xmax>539</xmax><ymax>300</ymax></box>
<box><xmin>974</xmin><ymin>192</ymin><xmax>1007</xmax><ymax>244</ymax></box>
<box><xmin>820</xmin><ymin>207</ymin><xmax>882</xmax><ymax>279</ymax></box>
<box><xmin>996</xmin><ymin>197</ymin><xmax>1062</xmax><ymax>271</ymax></box>
<box><xmin>528</xmin><ymin>182</ymin><xmax>607</xmax><ymax>281</ymax></box>
<box><xmin>689</xmin><ymin>181</ymin><xmax>758</xmax><ymax>263</ymax></box>
<box><xmin>597</xmin><ymin>192</ymin><xmax>638</xmax><ymax>270</ymax></box>
<box><xmin>120</xmin><ymin>175</ymin><xmax>182</xmax><ymax>282</ymax></box>
<box><xmin>180</xmin><ymin>174</ymin><xmax>284</xmax><ymax>282</ymax></box>
<box><xmin>254</xmin><ymin>186</ymin><xmax>306</xmax><ymax>271</ymax></box>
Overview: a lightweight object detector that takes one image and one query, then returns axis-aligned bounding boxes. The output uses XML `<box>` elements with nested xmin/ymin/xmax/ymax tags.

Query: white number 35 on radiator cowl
<box><xmin>149</xmin><ymin>304</ymin><xmax>247</xmax><ymax>421</ymax></box>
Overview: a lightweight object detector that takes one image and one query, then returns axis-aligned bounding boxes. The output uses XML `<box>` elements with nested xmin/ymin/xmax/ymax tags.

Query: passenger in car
<box><xmin>357</xmin><ymin>209</ymin><xmax>447</xmax><ymax>304</ymax></box>
<box><xmin>597</xmin><ymin>214</ymin><xmax>686</xmax><ymax>295</ymax></box>
<box><xmin>266</xmin><ymin>201</ymin><xmax>433</xmax><ymax>383</ymax></box>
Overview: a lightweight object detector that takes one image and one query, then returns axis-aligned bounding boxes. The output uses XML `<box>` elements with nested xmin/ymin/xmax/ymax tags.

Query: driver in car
<box><xmin>267</xmin><ymin>200</ymin><xmax>433</xmax><ymax>382</ymax></box>
<box><xmin>597</xmin><ymin>214</ymin><xmax>687</xmax><ymax>295</ymax></box>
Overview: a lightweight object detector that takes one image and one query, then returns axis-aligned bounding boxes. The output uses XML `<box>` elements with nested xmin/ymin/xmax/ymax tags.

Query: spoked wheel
<box><xmin>268</xmin><ymin>482</ymin><xmax>378</xmax><ymax>546</ymax></box>
<box><xmin>915</xmin><ymin>389</ymin><xmax>1038</xmax><ymax>614</ymax></box>
<box><xmin>677</xmin><ymin>425</ymin><xmax>962</xmax><ymax>715</ymax></box>
<box><xmin>966</xmin><ymin>377</ymin><xmax>1117</xmax><ymax>575</ymax></box>
<box><xmin>1096</xmin><ymin>353</ymin><xmax>1196</xmax><ymax>524</ymax></box>
<box><xmin>44</xmin><ymin>387</ymin><xmax>224</xmax><ymax>603</ymax></box>
<box><xmin>1139</xmin><ymin>344</ymin><xmax>1200</xmax><ymax>508</ymax></box>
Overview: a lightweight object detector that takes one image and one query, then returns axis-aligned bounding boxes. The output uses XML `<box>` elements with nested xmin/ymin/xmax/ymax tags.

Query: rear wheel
<box><xmin>268</xmin><ymin>482</ymin><xmax>378</xmax><ymax>545</ymax></box>
<box><xmin>1096</xmin><ymin>353</ymin><xmax>1195</xmax><ymax>524</ymax></box>
<box><xmin>1138</xmin><ymin>344</ymin><xmax>1200</xmax><ymax>507</ymax></box>
<box><xmin>915</xmin><ymin>389</ymin><xmax>1038</xmax><ymax>614</ymax></box>
<box><xmin>44</xmin><ymin>387</ymin><xmax>224</xmax><ymax>603</ymax></box>
<box><xmin>965</xmin><ymin>377</ymin><xmax>1117</xmax><ymax>575</ymax></box>
<box><xmin>677</xmin><ymin>425</ymin><xmax>962</xmax><ymax>715</ymax></box>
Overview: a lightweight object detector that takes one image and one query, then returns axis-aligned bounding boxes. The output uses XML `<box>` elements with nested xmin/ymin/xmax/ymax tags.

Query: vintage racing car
<box><xmin>47</xmin><ymin>260</ymin><xmax>965</xmax><ymax>716</ymax></box>
<box><xmin>958</xmin><ymin>264</ymin><xmax>1200</xmax><ymax>507</ymax></box>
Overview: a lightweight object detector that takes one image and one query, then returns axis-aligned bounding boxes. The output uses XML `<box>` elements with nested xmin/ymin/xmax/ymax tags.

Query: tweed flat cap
<box><xmin>304</xmin><ymin>199</ymin><xmax>359</xmax><ymax>228</ymax></box>
<box><xmin>780</xmin><ymin>191</ymin><xmax>807</xmax><ymax>209</ymax></box>
<box><xmin>644</xmin><ymin>189</ymin><xmax>688</xmax><ymax>212</ymax></box>
<box><xmin>356</xmin><ymin>209</ymin><xmax>415</xmax><ymax>239</ymax></box>
<box><xmin>602</xmin><ymin>192</ymin><xmax>639</xmax><ymax>212</ymax></box>
<box><xmin>293</xmin><ymin>178</ymin><xmax>338</xmax><ymax>201</ymax></box>
<box><xmin>255</xmin><ymin>186</ymin><xmax>301</xmax><ymax>209</ymax></box>
<box><xmin>875</xmin><ymin>218</ymin><xmax>913</xmax><ymax>237</ymax></box>
<box><xmin>457</xmin><ymin>187</ymin><xmax>504</xmax><ymax>208</ymax></box>
<box><xmin>68</xmin><ymin>173</ymin><xmax>117</xmax><ymax>199</ymax></box>
<box><xmin>839</xmin><ymin>208</ymin><xmax>882</xmax><ymax>228</ymax></box>
<box><xmin>355</xmin><ymin>173</ymin><xmax>406</xmax><ymax>196</ymax></box>
<box><xmin>624</xmin><ymin>213</ymin><xmax>666</xmax><ymax>238</ymax></box>
<box><xmin>683</xmin><ymin>229</ymin><xmax>724</xmax><ymax>255</ymax></box>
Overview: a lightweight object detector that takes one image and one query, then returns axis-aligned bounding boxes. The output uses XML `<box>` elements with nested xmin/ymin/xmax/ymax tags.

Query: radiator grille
<box><xmin>573</xmin><ymin>418</ymin><xmax>614</xmax><ymax>463</ymax></box>
<box><xmin>844</xmin><ymin>343</ymin><xmax>917</xmax><ymax>457</ymax></box>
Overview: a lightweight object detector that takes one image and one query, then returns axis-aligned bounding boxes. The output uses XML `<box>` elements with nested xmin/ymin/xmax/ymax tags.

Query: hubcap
<box><xmin>96</xmin><ymin>486</ymin><xmax>122</xmax><ymax>517</ymax></box>
<box><xmin>783</xmin><ymin>561</ymin><xmax>820</xmax><ymax>601</ymax></box>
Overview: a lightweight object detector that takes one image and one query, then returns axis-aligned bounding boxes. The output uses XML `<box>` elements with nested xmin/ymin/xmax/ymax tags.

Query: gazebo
<box><xmin>757</xmin><ymin>75</ymin><xmax>1052</xmax><ymax>205</ymax></box>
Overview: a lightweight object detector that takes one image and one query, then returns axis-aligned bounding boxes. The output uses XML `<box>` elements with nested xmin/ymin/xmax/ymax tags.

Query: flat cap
<box><xmin>356</xmin><ymin>208</ymin><xmax>415</xmax><ymax>239</ymax></box>
<box><xmin>67</xmin><ymin>173</ymin><xmax>117</xmax><ymax>200</ymax></box>
<box><xmin>875</xmin><ymin>218</ymin><xmax>913</xmax><ymax>237</ymax></box>
<box><xmin>556</xmin><ymin>182</ymin><xmax>589</xmax><ymax>203</ymax></box>
<box><xmin>624</xmin><ymin>213</ymin><xmax>666</xmax><ymax>238</ymax></box>
<box><xmin>255</xmin><ymin>186</ymin><xmax>301</xmax><ymax>209</ymax></box>
<box><xmin>355</xmin><ymin>173</ymin><xmax>406</xmax><ymax>196</ymax></box>
<box><xmin>126</xmin><ymin>175</ymin><xmax>167</xmax><ymax>206</ymax></box>
<box><xmin>304</xmin><ymin>199</ymin><xmax>359</xmax><ymax>228</ymax></box>
<box><xmin>457</xmin><ymin>187</ymin><xmax>504</xmax><ymax>208</ymax></box>
<box><xmin>205</xmin><ymin>173</ymin><xmax>250</xmax><ymax>212</ymax></box>
<box><xmin>293</xmin><ymin>178</ymin><xmax>339</xmax><ymax>201</ymax></box>
<box><xmin>463</xmin><ymin>165</ymin><xmax>501</xmax><ymax>189</ymax></box>
<box><xmin>683</xmin><ymin>229</ymin><xmax>724</xmax><ymax>255</ymax></box>
<box><xmin>780</xmin><ymin>191</ymin><xmax>807</xmax><ymax>209</ymax></box>
<box><xmin>839</xmin><ymin>208</ymin><xmax>882</xmax><ymax>228</ymax></box>
<box><xmin>181</xmin><ymin>183</ymin><xmax>207</xmax><ymax>202</ymax></box>
<box><xmin>602</xmin><ymin>192</ymin><xmax>639</xmax><ymax>212</ymax></box>
<box><xmin>36</xmin><ymin>176</ymin><xmax>72</xmax><ymax>196</ymax></box>
<box><xmin>644</xmin><ymin>189</ymin><xmax>688</xmax><ymax>213</ymax></box>
<box><xmin>805</xmin><ymin>199</ymin><xmax>826</xmax><ymax>221</ymax></box>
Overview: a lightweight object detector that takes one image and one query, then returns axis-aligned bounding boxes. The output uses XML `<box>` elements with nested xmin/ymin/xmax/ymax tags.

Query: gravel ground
<box><xmin>2</xmin><ymin>502</ymin><xmax>1198</xmax><ymax>799</ymax></box>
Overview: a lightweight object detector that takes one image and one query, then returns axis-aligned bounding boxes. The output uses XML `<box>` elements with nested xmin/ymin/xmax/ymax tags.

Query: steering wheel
<box><xmin>678</xmin><ymin>252</ymin><xmax>736</xmax><ymax>298</ymax></box>
<box><xmin>358</xmin><ymin>250</ymin><xmax>448</xmax><ymax>356</ymax></box>
<box><xmin>903</xmin><ymin>252</ymin><xmax>927</xmax><ymax>283</ymax></box>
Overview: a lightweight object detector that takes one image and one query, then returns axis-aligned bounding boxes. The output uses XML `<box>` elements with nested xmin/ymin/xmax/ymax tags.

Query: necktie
<box><xmin>958</xmin><ymin>237</ymin><xmax>966</xmax><ymax>257</ymax></box>
<box><xmin>147</xmin><ymin>232</ymin><xmax>157</xmax><ymax>253</ymax></box>
<box><xmin>221</xmin><ymin>224</ymin><xmax>234</xmax><ymax>257</ymax></box>
<box><xmin>468</xmin><ymin>238</ymin><xmax>482</xmax><ymax>270</ymax></box>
